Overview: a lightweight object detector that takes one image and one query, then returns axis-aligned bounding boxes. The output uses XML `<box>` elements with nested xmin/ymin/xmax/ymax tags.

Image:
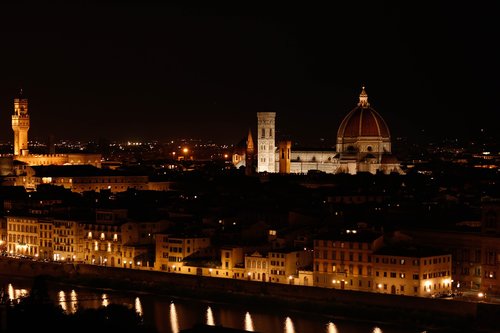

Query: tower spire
<box><xmin>246</xmin><ymin>128</ymin><xmax>254</xmax><ymax>152</ymax></box>
<box><xmin>358</xmin><ymin>86</ymin><xmax>369</xmax><ymax>107</ymax></box>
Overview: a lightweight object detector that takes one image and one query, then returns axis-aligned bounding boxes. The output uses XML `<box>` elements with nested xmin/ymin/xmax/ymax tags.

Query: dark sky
<box><xmin>0</xmin><ymin>2</ymin><xmax>498</xmax><ymax>145</ymax></box>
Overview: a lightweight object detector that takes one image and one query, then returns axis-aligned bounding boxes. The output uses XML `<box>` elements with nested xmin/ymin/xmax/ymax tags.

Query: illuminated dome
<box><xmin>336</xmin><ymin>87</ymin><xmax>391</xmax><ymax>154</ymax></box>
<box><xmin>337</xmin><ymin>87</ymin><xmax>390</xmax><ymax>139</ymax></box>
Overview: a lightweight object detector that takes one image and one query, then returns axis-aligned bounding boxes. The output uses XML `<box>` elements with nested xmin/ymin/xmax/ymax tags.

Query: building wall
<box><xmin>154</xmin><ymin>234</ymin><xmax>211</xmax><ymax>272</ymax></box>
<box><xmin>221</xmin><ymin>247</ymin><xmax>244</xmax><ymax>271</ymax></box>
<box><xmin>6</xmin><ymin>216</ymin><xmax>39</xmax><ymax>257</ymax></box>
<box><xmin>313</xmin><ymin>236</ymin><xmax>384</xmax><ymax>291</ymax></box>
<box><xmin>257</xmin><ymin>112</ymin><xmax>276</xmax><ymax>172</ymax></box>
<box><xmin>52</xmin><ymin>219</ymin><xmax>78</xmax><ymax>261</ymax></box>
<box><xmin>404</xmin><ymin>229</ymin><xmax>485</xmax><ymax>291</ymax></box>
<box><xmin>373</xmin><ymin>254</ymin><xmax>452</xmax><ymax>297</ymax></box>
<box><xmin>38</xmin><ymin>220</ymin><xmax>53</xmax><ymax>260</ymax></box>
<box><xmin>81</xmin><ymin>223</ymin><xmax>122</xmax><ymax>267</ymax></box>
<box><xmin>245</xmin><ymin>252</ymin><xmax>268</xmax><ymax>282</ymax></box>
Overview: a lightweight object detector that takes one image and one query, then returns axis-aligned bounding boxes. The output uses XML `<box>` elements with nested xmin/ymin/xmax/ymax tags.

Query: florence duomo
<box><xmin>233</xmin><ymin>87</ymin><xmax>404</xmax><ymax>175</ymax></box>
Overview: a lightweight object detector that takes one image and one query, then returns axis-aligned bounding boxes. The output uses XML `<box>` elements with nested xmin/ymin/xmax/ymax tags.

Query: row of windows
<box><xmin>315</xmin><ymin>240</ymin><xmax>371</xmax><ymax>250</ymax></box>
<box><xmin>315</xmin><ymin>251</ymin><xmax>372</xmax><ymax>262</ymax></box>
<box><xmin>246</xmin><ymin>260</ymin><xmax>267</xmax><ymax>269</ymax></box>
<box><xmin>270</xmin><ymin>269</ymin><xmax>285</xmax><ymax>275</ymax></box>
<box><xmin>314</xmin><ymin>263</ymin><xmax>373</xmax><ymax>276</ymax></box>
<box><xmin>270</xmin><ymin>260</ymin><xmax>285</xmax><ymax>267</ymax></box>
<box><xmin>422</xmin><ymin>271</ymin><xmax>450</xmax><ymax>279</ymax></box>
<box><xmin>170</xmin><ymin>246</ymin><xmax>190</xmax><ymax>253</ymax></box>
<box><xmin>54</xmin><ymin>246</ymin><xmax>74</xmax><ymax>252</ymax></box>
<box><xmin>8</xmin><ymin>224</ymin><xmax>38</xmax><ymax>233</ymax></box>
<box><xmin>54</xmin><ymin>229</ymin><xmax>74</xmax><ymax>236</ymax></box>
<box><xmin>54</xmin><ymin>237</ymin><xmax>74</xmax><ymax>244</ymax></box>
<box><xmin>8</xmin><ymin>234</ymin><xmax>37</xmax><ymax>244</ymax></box>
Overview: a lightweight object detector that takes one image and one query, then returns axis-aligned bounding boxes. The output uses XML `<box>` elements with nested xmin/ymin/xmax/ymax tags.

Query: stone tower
<box><xmin>245</xmin><ymin>129</ymin><xmax>255</xmax><ymax>176</ymax></box>
<box><xmin>278</xmin><ymin>140</ymin><xmax>291</xmax><ymax>174</ymax></box>
<box><xmin>257</xmin><ymin>112</ymin><xmax>276</xmax><ymax>172</ymax></box>
<box><xmin>12</xmin><ymin>90</ymin><xmax>30</xmax><ymax>156</ymax></box>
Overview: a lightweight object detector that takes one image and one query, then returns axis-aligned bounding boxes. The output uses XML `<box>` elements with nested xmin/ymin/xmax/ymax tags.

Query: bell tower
<box><xmin>12</xmin><ymin>89</ymin><xmax>30</xmax><ymax>156</ymax></box>
<box><xmin>257</xmin><ymin>112</ymin><xmax>276</xmax><ymax>172</ymax></box>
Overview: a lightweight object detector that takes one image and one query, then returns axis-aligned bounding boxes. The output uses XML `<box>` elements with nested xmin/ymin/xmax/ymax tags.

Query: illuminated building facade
<box><xmin>404</xmin><ymin>199</ymin><xmax>500</xmax><ymax>294</ymax></box>
<box><xmin>52</xmin><ymin>219</ymin><xmax>79</xmax><ymax>261</ymax></box>
<box><xmin>373</xmin><ymin>247</ymin><xmax>452</xmax><ymax>297</ymax></box>
<box><xmin>154</xmin><ymin>234</ymin><xmax>211</xmax><ymax>272</ymax></box>
<box><xmin>11</xmin><ymin>91</ymin><xmax>30</xmax><ymax>156</ymax></box>
<box><xmin>245</xmin><ymin>251</ymin><xmax>269</xmax><ymax>282</ymax></box>
<box><xmin>9</xmin><ymin>92</ymin><xmax>102</xmax><ymax>168</ymax></box>
<box><xmin>14</xmin><ymin>165</ymin><xmax>150</xmax><ymax>193</ymax></box>
<box><xmin>236</xmin><ymin>88</ymin><xmax>403</xmax><ymax>175</ymax></box>
<box><xmin>82</xmin><ymin>222</ymin><xmax>122</xmax><ymax>266</ymax></box>
<box><xmin>6</xmin><ymin>216</ymin><xmax>39</xmax><ymax>257</ymax></box>
<box><xmin>256</xmin><ymin>112</ymin><xmax>276</xmax><ymax>172</ymax></box>
<box><xmin>313</xmin><ymin>231</ymin><xmax>384</xmax><ymax>291</ymax></box>
<box><xmin>38</xmin><ymin>219</ymin><xmax>53</xmax><ymax>260</ymax></box>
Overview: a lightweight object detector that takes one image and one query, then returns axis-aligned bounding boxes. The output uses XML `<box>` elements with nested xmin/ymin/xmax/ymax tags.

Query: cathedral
<box><xmin>233</xmin><ymin>87</ymin><xmax>403</xmax><ymax>175</ymax></box>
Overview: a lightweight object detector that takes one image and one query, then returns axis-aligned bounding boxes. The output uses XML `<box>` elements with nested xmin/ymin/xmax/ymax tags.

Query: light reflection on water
<box><xmin>0</xmin><ymin>279</ymin><xmax>415</xmax><ymax>333</ymax></box>
<box><xmin>70</xmin><ymin>290</ymin><xmax>78</xmax><ymax>314</ymax></box>
<box><xmin>169</xmin><ymin>302</ymin><xmax>179</xmax><ymax>333</ymax></box>
<box><xmin>285</xmin><ymin>316</ymin><xmax>295</xmax><ymax>333</ymax></box>
<box><xmin>206</xmin><ymin>306</ymin><xmax>215</xmax><ymax>326</ymax></box>
<box><xmin>58</xmin><ymin>290</ymin><xmax>67</xmax><ymax>313</ymax></box>
<box><xmin>101</xmin><ymin>293</ymin><xmax>109</xmax><ymax>307</ymax></box>
<box><xmin>244</xmin><ymin>311</ymin><xmax>254</xmax><ymax>332</ymax></box>
<box><xmin>135</xmin><ymin>297</ymin><xmax>143</xmax><ymax>316</ymax></box>
<box><xmin>327</xmin><ymin>322</ymin><xmax>338</xmax><ymax>333</ymax></box>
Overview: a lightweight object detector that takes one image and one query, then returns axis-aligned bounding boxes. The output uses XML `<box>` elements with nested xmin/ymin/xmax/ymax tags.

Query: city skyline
<box><xmin>0</xmin><ymin>2</ymin><xmax>498</xmax><ymax>145</ymax></box>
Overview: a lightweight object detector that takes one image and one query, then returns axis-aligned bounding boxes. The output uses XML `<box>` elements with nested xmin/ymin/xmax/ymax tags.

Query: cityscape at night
<box><xmin>0</xmin><ymin>2</ymin><xmax>499</xmax><ymax>333</ymax></box>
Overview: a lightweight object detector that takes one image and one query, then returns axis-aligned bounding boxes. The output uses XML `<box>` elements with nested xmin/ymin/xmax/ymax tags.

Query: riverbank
<box><xmin>0</xmin><ymin>257</ymin><xmax>498</xmax><ymax>332</ymax></box>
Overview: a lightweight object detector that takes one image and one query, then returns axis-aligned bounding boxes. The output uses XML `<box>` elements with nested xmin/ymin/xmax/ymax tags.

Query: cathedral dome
<box><xmin>337</xmin><ymin>87</ymin><xmax>390</xmax><ymax>139</ymax></box>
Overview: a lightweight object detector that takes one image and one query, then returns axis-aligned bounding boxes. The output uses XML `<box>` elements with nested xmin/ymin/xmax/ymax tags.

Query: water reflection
<box><xmin>70</xmin><ymin>290</ymin><xmax>78</xmax><ymax>314</ymax></box>
<box><xmin>169</xmin><ymin>302</ymin><xmax>179</xmax><ymax>333</ymax></box>
<box><xmin>285</xmin><ymin>316</ymin><xmax>295</xmax><ymax>333</ymax></box>
<box><xmin>244</xmin><ymin>311</ymin><xmax>254</xmax><ymax>332</ymax></box>
<box><xmin>102</xmin><ymin>293</ymin><xmax>109</xmax><ymax>307</ymax></box>
<box><xmin>206</xmin><ymin>306</ymin><xmax>215</xmax><ymax>326</ymax></box>
<box><xmin>0</xmin><ymin>278</ymin><xmax>414</xmax><ymax>333</ymax></box>
<box><xmin>327</xmin><ymin>322</ymin><xmax>338</xmax><ymax>333</ymax></box>
<box><xmin>7</xmin><ymin>284</ymin><xmax>14</xmax><ymax>301</ymax></box>
<box><xmin>58</xmin><ymin>291</ymin><xmax>67</xmax><ymax>313</ymax></box>
<box><xmin>135</xmin><ymin>297</ymin><xmax>143</xmax><ymax>316</ymax></box>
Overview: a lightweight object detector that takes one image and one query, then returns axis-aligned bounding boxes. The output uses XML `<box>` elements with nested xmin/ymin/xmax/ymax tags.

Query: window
<box><xmin>412</xmin><ymin>274</ymin><xmax>419</xmax><ymax>280</ymax></box>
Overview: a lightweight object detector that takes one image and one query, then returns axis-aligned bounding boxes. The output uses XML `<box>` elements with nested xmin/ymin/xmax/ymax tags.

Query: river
<box><xmin>0</xmin><ymin>276</ymin><xmax>423</xmax><ymax>333</ymax></box>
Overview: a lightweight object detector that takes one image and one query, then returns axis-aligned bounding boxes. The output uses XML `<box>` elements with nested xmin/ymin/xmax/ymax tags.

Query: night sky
<box><xmin>0</xmin><ymin>2</ymin><xmax>498</xmax><ymax>145</ymax></box>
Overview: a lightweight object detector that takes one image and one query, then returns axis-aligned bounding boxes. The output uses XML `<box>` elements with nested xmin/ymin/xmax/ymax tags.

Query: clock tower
<box><xmin>12</xmin><ymin>89</ymin><xmax>30</xmax><ymax>156</ymax></box>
